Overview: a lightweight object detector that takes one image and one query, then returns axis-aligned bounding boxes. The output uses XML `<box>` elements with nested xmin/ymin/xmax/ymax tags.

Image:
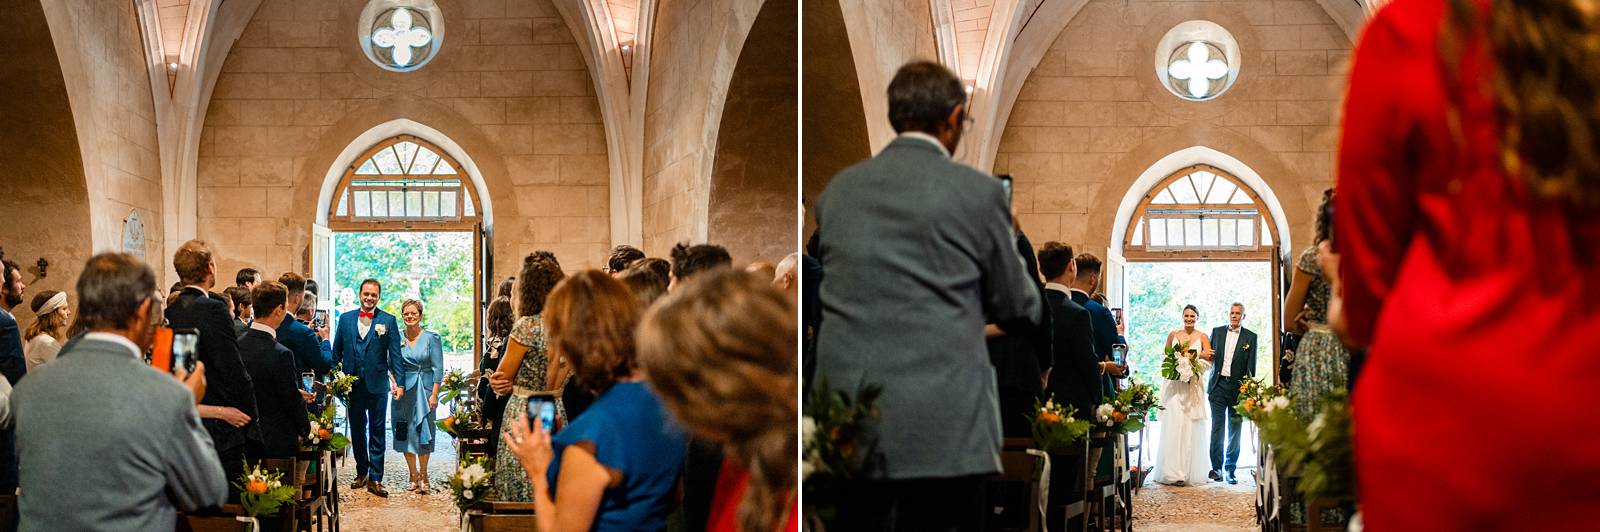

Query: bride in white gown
<box><xmin>1150</xmin><ymin>304</ymin><xmax>1216</xmax><ymax>486</ymax></box>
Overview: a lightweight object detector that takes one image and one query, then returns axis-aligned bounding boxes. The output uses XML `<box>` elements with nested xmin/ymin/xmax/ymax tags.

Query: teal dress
<box><xmin>393</xmin><ymin>329</ymin><xmax>443</xmax><ymax>454</ymax></box>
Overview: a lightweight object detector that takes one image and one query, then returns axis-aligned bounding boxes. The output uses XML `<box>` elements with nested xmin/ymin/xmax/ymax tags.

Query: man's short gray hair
<box><xmin>298</xmin><ymin>291</ymin><xmax>318</xmax><ymax>316</ymax></box>
<box><xmin>1231</xmin><ymin>302</ymin><xmax>1245</xmax><ymax>312</ymax></box>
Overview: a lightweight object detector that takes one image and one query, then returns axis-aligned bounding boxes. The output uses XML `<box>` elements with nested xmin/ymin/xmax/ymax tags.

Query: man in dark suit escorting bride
<box><xmin>1208</xmin><ymin>303</ymin><xmax>1257</xmax><ymax>484</ymax></box>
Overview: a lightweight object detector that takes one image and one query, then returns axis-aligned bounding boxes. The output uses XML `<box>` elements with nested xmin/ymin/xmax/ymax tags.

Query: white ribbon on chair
<box><xmin>1025</xmin><ymin>449</ymin><xmax>1051</xmax><ymax>532</ymax></box>
<box><xmin>235</xmin><ymin>516</ymin><xmax>260</xmax><ymax>531</ymax></box>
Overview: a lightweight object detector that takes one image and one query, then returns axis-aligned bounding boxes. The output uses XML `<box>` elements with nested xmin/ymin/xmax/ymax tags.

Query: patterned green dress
<box><xmin>1290</xmin><ymin>245</ymin><xmax>1350</xmax><ymax>420</ymax></box>
<box><xmin>493</xmin><ymin>315</ymin><xmax>547</xmax><ymax>501</ymax></box>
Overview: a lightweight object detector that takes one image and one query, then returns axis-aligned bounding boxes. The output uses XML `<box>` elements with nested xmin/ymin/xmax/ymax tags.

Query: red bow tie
<box><xmin>359</xmin><ymin>310</ymin><xmax>375</xmax><ymax>319</ymax></box>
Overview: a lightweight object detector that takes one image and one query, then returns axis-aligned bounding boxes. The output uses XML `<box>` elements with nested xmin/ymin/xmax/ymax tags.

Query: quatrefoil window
<box><xmin>360</xmin><ymin>1</ymin><xmax>444</xmax><ymax>72</ymax></box>
<box><xmin>1154</xmin><ymin>21</ymin><xmax>1241</xmax><ymax>102</ymax></box>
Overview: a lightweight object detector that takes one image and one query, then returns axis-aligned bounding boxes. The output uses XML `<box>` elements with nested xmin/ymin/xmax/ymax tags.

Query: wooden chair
<box><xmin>462</xmin><ymin>500</ymin><xmax>538</xmax><ymax>532</ymax></box>
<box><xmin>987</xmin><ymin>439</ymin><xmax>1043</xmax><ymax>531</ymax></box>
<box><xmin>1085</xmin><ymin>430</ymin><xmax>1130</xmax><ymax>532</ymax></box>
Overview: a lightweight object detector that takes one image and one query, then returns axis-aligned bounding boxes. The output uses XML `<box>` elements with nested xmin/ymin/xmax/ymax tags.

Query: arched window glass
<box><xmin>330</xmin><ymin>136</ymin><xmax>480</xmax><ymax>229</ymax></box>
<box><xmin>1123</xmin><ymin>165</ymin><xmax>1279</xmax><ymax>259</ymax></box>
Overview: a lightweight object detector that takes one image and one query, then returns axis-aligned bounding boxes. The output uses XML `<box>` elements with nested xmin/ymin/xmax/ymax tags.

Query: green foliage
<box><xmin>1257</xmin><ymin>391</ymin><xmax>1354</xmax><ymax>504</ymax></box>
<box><xmin>450</xmin><ymin>457</ymin><xmax>495</xmax><ymax>510</ymax></box>
<box><xmin>333</xmin><ymin>232</ymin><xmax>475</xmax><ymax>352</ymax></box>
<box><xmin>235</xmin><ymin>462</ymin><xmax>297</xmax><ymax>517</ymax></box>
<box><xmin>1126</xmin><ymin>262</ymin><xmax>1274</xmax><ymax>396</ymax></box>
<box><xmin>1159</xmin><ymin>339</ymin><xmax>1202</xmax><ymax>382</ymax></box>
<box><xmin>439</xmin><ymin>369</ymin><xmax>468</xmax><ymax>404</ymax></box>
<box><xmin>802</xmin><ymin>380</ymin><xmax>882</xmax><ymax>480</ymax></box>
<box><xmin>1097</xmin><ymin>380</ymin><xmax>1161</xmax><ymax>432</ymax></box>
<box><xmin>1030</xmin><ymin>396</ymin><xmax>1091</xmax><ymax>453</ymax></box>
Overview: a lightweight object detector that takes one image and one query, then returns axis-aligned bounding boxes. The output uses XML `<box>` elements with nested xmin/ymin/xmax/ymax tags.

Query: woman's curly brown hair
<box><xmin>637</xmin><ymin>270</ymin><xmax>797</xmax><ymax>532</ymax></box>
<box><xmin>543</xmin><ymin>270</ymin><xmax>640</xmax><ymax>395</ymax></box>
<box><xmin>516</xmin><ymin>251</ymin><xmax>564</xmax><ymax>318</ymax></box>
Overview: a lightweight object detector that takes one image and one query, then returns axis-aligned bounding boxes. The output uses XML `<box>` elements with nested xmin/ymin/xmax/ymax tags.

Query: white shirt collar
<box><xmin>1069</xmin><ymin>288</ymin><xmax>1091</xmax><ymax>298</ymax></box>
<box><xmin>83</xmin><ymin>332</ymin><xmax>142</xmax><ymax>359</ymax></box>
<box><xmin>183</xmin><ymin>285</ymin><xmax>209</xmax><ymax>295</ymax></box>
<box><xmin>1044</xmin><ymin>282</ymin><xmax>1072</xmax><ymax>294</ymax></box>
<box><xmin>249</xmin><ymin>321</ymin><xmax>278</xmax><ymax>339</ymax></box>
<box><xmin>897</xmin><ymin>132</ymin><xmax>951</xmax><ymax>158</ymax></box>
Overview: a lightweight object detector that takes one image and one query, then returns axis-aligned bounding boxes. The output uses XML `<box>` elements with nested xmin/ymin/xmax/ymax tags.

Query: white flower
<box><xmin>802</xmin><ymin>417</ymin><xmax>816</xmax><ymax>444</ymax></box>
<box><xmin>1263</xmin><ymin>396</ymin><xmax>1290</xmax><ymax>413</ymax></box>
<box><xmin>1308</xmin><ymin>413</ymin><xmax>1327</xmax><ymax>440</ymax></box>
<box><xmin>463</xmin><ymin>489</ymin><xmax>473</xmax><ymax>499</ymax></box>
<box><xmin>463</xmin><ymin>463</ymin><xmax>486</xmax><ymax>484</ymax></box>
<box><xmin>376</xmin><ymin>324</ymin><xmax>388</xmax><ymax>336</ymax></box>
<box><xmin>1096</xmin><ymin>404</ymin><xmax>1114</xmax><ymax>422</ymax></box>
<box><xmin>802</xmin><ymin>459</ymin><xmax>814</xmax><ymax>480</ymax></box>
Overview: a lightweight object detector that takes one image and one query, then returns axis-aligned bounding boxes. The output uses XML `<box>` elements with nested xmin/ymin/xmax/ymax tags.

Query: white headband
<box><xmin>36</xmin><ymin>292</ymin><xmax>67</xmax><ymax>317</ymax></box>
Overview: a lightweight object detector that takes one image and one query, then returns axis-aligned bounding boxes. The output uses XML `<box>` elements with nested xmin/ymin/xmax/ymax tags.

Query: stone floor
<box><xmin>1131</xmin><ymin>468</ymin><xmax>1259</xmax><ymax>531</ymax></box>
<box><xmin>334</xmin><ymin>424</ymin><xmax>467</xmax><ymax>531</ymax></box>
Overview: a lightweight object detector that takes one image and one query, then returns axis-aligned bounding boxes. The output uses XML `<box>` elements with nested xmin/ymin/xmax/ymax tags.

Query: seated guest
<box><xmin>23</xmin><ymin>290</ymin><xmax>71</xmax><ymax>370</ymax></box>
<box><xmin>490</xmin><ymin>251</ymin><xmax>564</xmax><ymax>502</ymax></box>
<box><xmin>606</xmin><ymin>245</ymin><xmax>646</xmax><ymax>277</ymax></box>
<box><xmin>504</xmin><ymin>271</ymin><xmax>688</xmax><ymax>531</ymax></box>
<box><xmin>167</xmin><ymin>240</ymin><xmax>261</xmax><ymax>490</ymax></box>
<box><xmin>275</xmin><ymin>273</ymin><xmax>332</xmax><ymax>376</ymax></box>
<box><xmin>479</xmin><ymin>296</ymin><xmax>514</xmax><ymax>454</ymax></box>
<box><xmin>669</xmin><ymin>243</ymin><xmax>732</xmax><ymax>290</ymax></box>
<box><xmin>618</xmin><ymin>261</ymin><xmax>669</xmax><ymax>308</ymax></box>
<box><xmin>638</xmin><ymin>270</ymin><xmax>798</xmax><ymax>531</ymax></box>
<box><xmin>393</xmin><ymin>299</ymin><xmax>443</xmax><ymax>494</ymax></box>
<box><xmin>224</xmin><ymin>286</ymin><xmax>253</xmax><ymax>337</ymax></box>
<box><xmin>239</xmin><ymin>281</ymin><xmax>310</xmax><ymax>459</ymax></box>
<box><xmin>236</xmin><ymin>267</ymin><xmax>261</xmax><ymax>291</ymax></box>
<box><xmin>13</xmin><ymin>252</ymin><xmax>225</xmax><ymax>530</ymax></box>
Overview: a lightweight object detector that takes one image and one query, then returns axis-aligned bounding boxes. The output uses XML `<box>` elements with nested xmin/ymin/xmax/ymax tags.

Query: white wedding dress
<box><xmin>1150</xmin><ymin>334</ymin><xmax>1214</xmax><ymax>486</ymax></box>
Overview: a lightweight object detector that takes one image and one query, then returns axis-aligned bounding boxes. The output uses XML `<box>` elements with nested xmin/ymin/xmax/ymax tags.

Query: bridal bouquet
<box><xmin>1160</xmin><ymin>340</ymin><xmax>1204</xmax><ymax>382</ymax></box>
<box><xmin>1030</xmin><ymin>396</ymin><xmax>1091</xmax><ymax>453</ymax></box>
<box><xmin>1096</xmin><ymin>381</ymin><xmax>1161</xmax><ymax>432</ymax></box>
<box><xmin>450</xmin><ymin>456</ymin><xmax>495</xmax><ymax>510</ymax></box>
<box><xmin>304</xmin><ymin>403</ymin><xmax>350</xmax><ymax>453</ymax></box>
<box><xmin>324</xmin><ymin>365</ymin><xmax>359</xmax><ymax>399</ymax></box>
<box><xmin>235</xmin><ymin>462</ymin><xmax>296</xmax><ymax>517</ymax></box>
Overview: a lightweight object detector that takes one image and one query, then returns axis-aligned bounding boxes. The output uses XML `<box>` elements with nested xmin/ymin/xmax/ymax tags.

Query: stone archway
<box><xmin>801</xmin><ymin>0</ymin><xmax>871</xmax><ymax>235</ymax></box>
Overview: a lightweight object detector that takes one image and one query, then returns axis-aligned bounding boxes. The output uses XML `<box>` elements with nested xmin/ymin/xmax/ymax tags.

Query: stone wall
<box><xmin>707</xmin><ymin>0</ymin><xmax>798</xmax><ymax>267</ymax></box>
<box><xmin>0</xmin><ymin>0</ymin><xmax>95</xmax><ymax>324</ymax></box>
<box><xmin>996</xmin><ymin>0</ymin><xmax>1346</xmax><ymax>258</ymax></box>
<box><xmin>196</xmin><ymin>0</ymin><xmax>610</xmax><ymax>280</ymax></box>
<box><xmin>41</xmin><ymin>0</ymin><xmax>166</xmax><ymax>275</ymax></box>
<box><xmin>640</xmin><ymin>0</ymin><xmax>761</xmax><ymax>257</ymax></box>
<box><xmin>801</xmin><ymin>0</ymin><xmax>870</xmax><ymax>236</ymax></box>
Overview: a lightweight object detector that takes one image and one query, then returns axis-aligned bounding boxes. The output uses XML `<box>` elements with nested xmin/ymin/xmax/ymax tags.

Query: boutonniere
<box><xmin>1241</xmin><ymin>343</ymin><xmax>1250</xmax><ymax>350</ymax></box>
<box><xmin>375</xmin><ymin>323</ymin><xmax>388</xmax><ymax>336</ymax></box>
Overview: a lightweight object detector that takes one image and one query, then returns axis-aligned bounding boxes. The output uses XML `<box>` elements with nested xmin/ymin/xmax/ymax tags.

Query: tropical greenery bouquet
<box><xmin>235</xmin><ymin>462</ymin><xmax>296</xmax><ymax>517</ymax></box>
<box><xmin>305</xmin><ymin>403</ymin><xmax>350</xmax><ymax>453</ymax></box>
<box><xmin>1160</xmin><ymin>340</ymin><xmax>1204</xmax><ymax>382</ymax></box>
<box><xmin>450</xmin><ymin>456</ymin><xmax>495</xmax><ymax>510</ymax></box>
<box><xmin>324</xmin><ymin>365</ymin><xmax>359</xmax><ymax>399</ymax></box>
<box><xmin>1030</xmin><ymin>396</ymin><xmax>1091</xmax><ymax>453</ymax></box>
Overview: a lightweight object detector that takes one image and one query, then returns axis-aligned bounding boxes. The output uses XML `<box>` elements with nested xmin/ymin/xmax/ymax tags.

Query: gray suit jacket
<box><xmin>12</xmin><ymin>336</ymin><xmax>227</xmax><ymax>531</ymax></box>
<box><xmin>814</xmin><ymin>136</ymin><xmax>1042</xmax><ymax>479</ymax></box>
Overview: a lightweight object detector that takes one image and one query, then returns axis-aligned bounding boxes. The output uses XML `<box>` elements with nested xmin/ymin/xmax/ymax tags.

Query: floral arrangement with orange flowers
<box><xmin>1255</xmin><ymin>390</ymin><xmax>1354</xmax><ymax>503</ymax></box>
<box><xmin>324</xmin><ymin>365</ymin><xmax>359</xmax><ymax>399</ymax></box>
<box><xmin>1096</xmin><ymin>379</ymin><xmax>1161</xmax><ymax>432</ymax></box>
<box><xmin>1030</xmin><ymin>396</ymin><xmax>1091</xmax><ymax>453</ymax></box>
<box><xmin>304</xmin><ymin>403</ymin><xmax>350</xmax><ymax>453</ymax></box>
<box><xmin>235</xmin><ymin>462</ymin><xmax>296</xmax><ymax>517</ymax></box>
<box><xmin>1234</xmin><ymin>377</ymin><xmax>1289</xmax><ymax>421</ymax></box>
<box><xmin>450</xmin><ymin>456</ymin><xmax>495</xmax><ymax>510</ymax></box>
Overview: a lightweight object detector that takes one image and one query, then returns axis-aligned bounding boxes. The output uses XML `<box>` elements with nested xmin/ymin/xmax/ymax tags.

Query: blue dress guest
<box><xmin>504</xmin><ymin>271</ymin><xmax>687</xmax><ymax>532</ymax></box>
<box><xmin>393</xmin><ymin>299</ymin><xmax>443</xmax><ymax>494</ymax></box>
<box><xmin>331</xmin><ymin>278</ymin><xmax>403</xmax><ymax>498</ymax></box>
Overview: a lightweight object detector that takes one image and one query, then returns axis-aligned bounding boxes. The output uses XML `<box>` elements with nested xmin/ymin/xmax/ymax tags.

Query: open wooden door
<box><xmin>473</xmin><ymin>222</ymin><xmax>489</xmax><ymax>359</ymax></box>
<box><xmin>1105</xmin><ymin>247</ymin><xmax>1128</xmax><ymax>313</ymax></box>
<box><xmin>1270</xmin><ymin>245</ymin><xmax>1284</xmax><ymax>384</ymax></box>
<box><xmin>311</xmin><ymin>223</ymin><xmax>333</xmax><ymax>312</ymax></box>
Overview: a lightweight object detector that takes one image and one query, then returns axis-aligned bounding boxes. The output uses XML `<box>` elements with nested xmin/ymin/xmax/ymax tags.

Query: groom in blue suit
<box><xmin>1208</xmin><ymin>303</ymin><xmax>1257</xmax><ymax>484</ymax></box>
<box><xmin>332</xmin><ymin>278</ymin><xmax>403</xmax><ymax>497</ymax></box>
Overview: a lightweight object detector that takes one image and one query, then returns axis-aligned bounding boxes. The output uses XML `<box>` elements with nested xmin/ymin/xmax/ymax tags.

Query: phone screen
<box><xmin>312</xmin><ymin>309</ymin><xmax>328</xmax><ymax>329</ymax></box>
<box><xmin>526</xmin><ymin>399</ymin><xmax>556</xmax><ymax>432</ymax></box>
<box><xmin>1111</xmin><ymin>344</ymin><xmax>1128</xmax><ymax>366</ymax></box>
<box><xmin>1112</xmin><ymin>308</ymin><xmax>1124</xmax><ymax>327</ymax></box>
<box><xmin>301</xmin><ymin>372</ymin><xmax>316</xmax><ymax>393</ymax></box>
<box><xmin>170</xmin><ymin>328</ymin><xmax>199</xmax><ymax>374</ymax></box>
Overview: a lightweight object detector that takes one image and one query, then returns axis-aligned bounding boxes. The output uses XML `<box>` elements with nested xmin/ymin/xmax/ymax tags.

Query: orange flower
<box><xmin>245</xmin><ymin>479</ymin><xmax>268</xmax><ymax>495</ymax></box>
<box><xmin>1240</xmin><ymin>383</ymin><xmax>1249</xmax><ymax>393</ymax></box>
<box><xmin>317</xmin><ymin>428</ymin><xmax>332</xmax><ymax>440</ymax></box>
<box><xmin>1039</xmin><ymin>411</ymin><xmax>1062</xmax><ymax>423</ymax></box>
<box><xmin>1112</xmin><ymin>411</ymin><xmax>1127</xmax><ymax>422</ymax></box>
<box><xmin>1243</xmin><ymin>399</ymin><xmax>1256</xmax><ymax>411</ymax></box>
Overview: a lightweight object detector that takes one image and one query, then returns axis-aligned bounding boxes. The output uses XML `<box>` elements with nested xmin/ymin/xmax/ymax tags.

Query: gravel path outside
<box><xmin>1131</xmin><ymin>468</ymin><xmax>1259</xmax><ymax>531</ymax></box>
<box><xmin>333</xmin><ymin>410</ymin><xmax>468</xmax><ymax>531</ymax></box>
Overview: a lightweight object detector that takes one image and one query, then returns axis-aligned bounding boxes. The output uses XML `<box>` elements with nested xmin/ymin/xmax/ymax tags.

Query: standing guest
<box><xmin>489</xmin><ymin>252</ymin><xmax>564</xmax><ymax>502</ymax></box>
<box><xmin>0</xmin><ymin>258</ymin><xmax>28</xmax><ymax>505</ymax></box>
<box><xmin>13</xmin><ymin>252</ymin><xmax>224</xmax><ymax>531</ymax></box>
<box><xmin>224</xmin><ymin>286</ymin><xmax>253</xmax><ymax>336</ymax></box>
<box><xmin>1207</xmin><ymin>303</ymin><xmax>1256</xmax><ymax>485</ymax></box>
<box><xmin>210</xmin><ymin>291</ymin><xmax>234</xmax><ymax>321</ymax></box>
<box><xmin>479</xmin><ymin>296</ymin><xmax>515</xmax><ymax>454</ymax></box>
<box><xmin>618</xmin><ymin>261</ymin><xmax>669</xmax><ymax>308</ymax></box>
<box><xmin>745</xmin><ymin>261</ymin><xmax>777</xmax><ymax>281</ymax></box>
<box><xmin>393</xmin><ymin>299</ymin><xmax>443</xmax><ymax>494</ymax></box>
<box><xmin>1334</xmin><ymin>0</ymin><xmax>1600</xmax><ymax>524</ymax></box>
<box><xmin>1283</xmin><ymin>190</ymin><xmax>1349</xmax><ymax>420</ymax></box>
<box><xmin>1037</xmin><ymin>243</ymin><xmax>1101</xmax><ymax>422</ymax></box>
<box><xmin>812</xmin><ymin>61</ymin><xmax>1041</xmax><ymax>530</ymax></box>
<box><xmin>632</xmin><ymin>257</ymin><xmax>671</xmax><ymax>283</ymax></box>
<box><xmin>669</xmin><ymin>243</ymin><xmax>732</xmax><ymax>290</ymax></box>
<box><xmin>774</xmin><ymin>252</ymin><xmax>800</xmax><ymax>305</ymax></box>
<box><xmin>497</xmin><ymin>276</ymin><xmax>516</xmax><ymax>300</ymax></box>
<box><xmin>238</xmin><ymin>281</ymin><xmax>310</xmax><ymax>459</ymax></box>
<box><xmin>637</xmin><ymin>270</ymin><xmax>798</xmax><ymax>532</ymax></box>
<box><xmin>166</xmin><ymin>240</ymin><xmax>261</xmax><ymax>492</ymax></box>
<box><xmin>1068</xmin><ymin>253</ymin><xmax>1125</xmax><ymax>395</ymax></box>
<box><xmin>606</xmin><ymin>245</ymin><xmax>646</xmax><ymax>276</ymax></box>
<box><xmin>276</xmin><ymin>273</ymin><xmax>332</xmax><ymax>377</ymax></box>
<box><xmin>304</xmin><ymin>279</ymin><xmax>319</xmax><ymax>299</ymax></box>
<box><xmin>23</xmin><ymin>291</ymin><xmax>71</xmax><ymax>370</ymax></box>
<box><xmin>503</xmin><ymin>271</ymin><xmax>688</xmax><ymax>531</ymax></box>
<box><xmin>236</xmin><ymin>268</ymin><xmax>261</xmax><ymax>291</ymax></box>
<box><xmin>332</xmin><ymin>278</ymin><xmax>404</xmax><ymax>497</ymax></box>
<box><xmin>987</xmin><ymin>230</ymin><xmax>1052</xmax><ymax>439</ymax></box>
<box><xmin>801</xmin><ymin>247</ymin><xmax>821</xmax><ymax>394</ymax></box>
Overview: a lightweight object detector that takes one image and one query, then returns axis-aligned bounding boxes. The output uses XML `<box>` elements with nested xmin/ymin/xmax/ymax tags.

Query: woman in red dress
<box><xmin>1337</xmin><ymin>0</ymin><xmax>1600</xmax><ymax>527</ymax></box>
<box><xmin>636</xmin><ymin>270</ymin><xmax>798</xmax><ymax>532</ymax></box>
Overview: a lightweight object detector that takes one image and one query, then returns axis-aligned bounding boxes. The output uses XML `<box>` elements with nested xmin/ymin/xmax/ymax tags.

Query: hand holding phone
<box><xmin>526</xmin><ymin>399</ymin><xmax>556</xmax><ymax>433</ymax></box>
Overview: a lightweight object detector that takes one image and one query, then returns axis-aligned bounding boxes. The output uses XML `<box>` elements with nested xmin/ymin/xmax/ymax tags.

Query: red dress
<box><xmin>706</xmin><ymin>458</ymin><xmax>798</xmax><ymax>532</ymax></box>
<box><xmin>1338</xmin><ymin>0</ymin><xmax>1600</xmax><ymax>528</ymax></box>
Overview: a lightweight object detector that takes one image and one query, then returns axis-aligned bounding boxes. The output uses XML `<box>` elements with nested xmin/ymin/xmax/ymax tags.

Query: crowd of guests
<box><xmin>0</xmin><ymin>236</ymin><xmax>799</xmax><ymax>531</ymax></box>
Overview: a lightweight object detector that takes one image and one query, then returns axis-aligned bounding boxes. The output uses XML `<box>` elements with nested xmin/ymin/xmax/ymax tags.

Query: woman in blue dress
<box><xmin>393</xmin><ymin>298</ymin><xmax>444</xmax><ymax>494</ymax></box>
